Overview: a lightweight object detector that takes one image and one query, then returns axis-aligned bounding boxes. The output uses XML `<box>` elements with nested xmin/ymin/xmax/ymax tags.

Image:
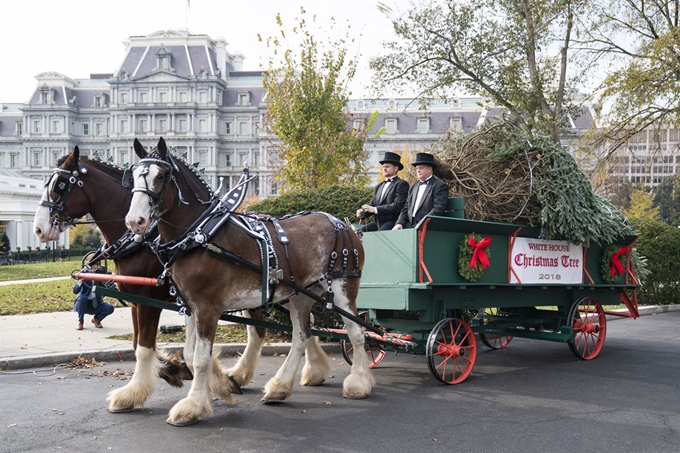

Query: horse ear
<box><xmin>157</xmin><ymin>137</ymin><xmax>168</xmax><ymax>158</ymax></box>
<box><xmin>63</xmin><ymin>146</ymin><xmax>79</xmax><ymax>169</ymax></box>
<box><xmin>133</xmin><ymin>138</ymin><xmax>147</xmax><ymax>159</ymax></box>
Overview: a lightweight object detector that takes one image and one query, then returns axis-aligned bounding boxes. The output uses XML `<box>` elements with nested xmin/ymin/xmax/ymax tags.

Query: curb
<box><xmin>0</xmin><ymin>342</ymin><xmax>342</xmax><ymax>372</ymax></box>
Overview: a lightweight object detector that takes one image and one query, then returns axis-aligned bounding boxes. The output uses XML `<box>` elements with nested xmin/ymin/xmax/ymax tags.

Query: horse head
<box><xmin>125</xmin><ymin>137</ymin><xmax>177</xmax><ymax>235</ymax></box>
<box><xmin>33</xmin><ymin>146</ymin><xmax>89</xmax><ymax>242</ymax></box>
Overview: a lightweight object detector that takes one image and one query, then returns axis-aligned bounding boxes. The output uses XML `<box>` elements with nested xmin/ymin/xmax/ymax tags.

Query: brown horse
<box><xmin>32</xmin><ymin>146</ymin><xmax>265</xmax><ymax>412</ymax></box>
<box><xmin>125</xmin><ymin>137</ymin><xmax>374</xmax><ymax>426</ymax></box>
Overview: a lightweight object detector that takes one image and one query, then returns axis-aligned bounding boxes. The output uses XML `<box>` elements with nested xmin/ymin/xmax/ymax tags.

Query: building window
<box><xmin>357</xmin><ymin>100</ymin><xmax>365</xmax><ymax>109</ymax></box>
<box><xmin>41</xmin><ymin>92</ymin><xmax>49</xmax><ymax>104</ymax></box>
<box><xmin>16</xmin><ymin>123</ymin><xmax>22</xmax><ymax>136</ymax></box>
<box><xmin>238</xmin><ymin>92</ymin><xmax>249</xmax><ymax>106</ymax></box>
<box><xmin>159</xmin><ymin>118</ymin><xmax>167</xmax><ymax>133</ymax></box>
<box><xmin>160</xmin><ymin>56</ymin><xmax>170</xmax><ymax>70</ymax></box>
<box><xmin>388</xmin><ymin>99</ymin><xmax>396</xmax><ymax>109</ymax></box>
<box><xmin>199</xmin><ymin>119</ymin><xmax>207</xmax><ymax>132</ymax></box>
<box><xmin>225</xmin><ymin>152</ymin><xmax>232</xmax><ymax>166</ymax></box>
<box><xmin>159</xmin><ymin>92</ymin><xmax>168</xmax><ymax>103</ymax></box>
<box><xmin>120</xmin><ymin>151</ymin><xmax>128</xmax><ymax>166</ymax></box>
<box><xmin>95</xmin><ymin>123</ymin><xmax>103</xmax><ymax>136</ymax></box>
<box><xmin>51</xmin><ymin>120</ymin><xmax>61</xmax><ymax>134</ymax></box>
<box><xmin>253</xmin><ymin>151</ymin><xmax>260</xmax><ymax>166</ymax></box>
<box><xmin>270</xmin><ymin>180</ymin><xmax>278</xmax><ymax>196</ymax></box>
<box><xmin>10</xmin><ymin>153</ymin><xmax>18</xmax><ymax>168</ymax></box>
<box><xmin>120</xmin><ymin>119</ymin><xmax>128</xmax><ymax>133</ymax></box>
<box><xmin>239</xmin><ymin>122</ymin><xmax>249</xmax><ymax>135</ymax></box>
<box><xmin>82</xmin><ymin>124</ymin><xmax>89</xmax><ymax>136</ymax></box>
<box><xmin>198</xmin><ymin>151</ymin><xmax>207</xmax><ymax>166</ymax></box>
<box><xmin>353</xmin><ymin>119</ymin><xmax>363</xmax><ymax>131</ymax></box>
<box><xmin>33</xmin><ymin>120</ymin><xmax>42</xmax><ymax>134</ymax></box>
<box><xmin>385</xmin><ymin>118</ymin><xmax>397</xmax><ymax>134</ymax></box>
<box><xmin>95</xmin><ymin>96</ymin><xmax>103</xmax><ymax>108</ymax></box>
<box><xmin>139</xmin><ymin>92</ymin><xmax>148</xmax><ymax>103</ymax></box>
<box><xmin>179</xmin><ymin>91</ymin><xmax>187</xmax><ymax>103</ymax></box>
<box><xmin>178</xmin><ymin>118</ymin><xmax>187</xmax><ymax>132</ymax></box>
<box><xmin>199</xmin><ymin>91</ymin><xmax>207</xmax><ymax>103</ymax></box>
<box><xmin>253</xmin><ymin>176</ymin><xmax>260</xmax><ymax>196</ymax></box>
<box><xmin>33</xmin><ymin>152</ymin><xmax>41</xmax><ymax>167</ymax></box>
<box><xmin>225</xmin><ymin>122</ymin><xmax>232</xmax><ymax>134</ymax></box>
<box><xmin>120</xmin><ymin>92</ymin><xmax>128</xmax><ymax>104</ymax></box>
<box><xmin>52</xmin><ymin>151</ymin><xmax>60</xmax><ymax>165</ymax></box>
<box><xmin>139</xmin><ymin>118</ymin><xmax>148</xmax><ymax>132</ymax></box>
<box><xmin>417</xmin><ymin>118</ymin><xmax>429</xmax><ymax>134</ymax></box>
<box><xmin>450</xmin><ymin>116</ymin><xmax>463</xmax><ymax>132</ymax></box>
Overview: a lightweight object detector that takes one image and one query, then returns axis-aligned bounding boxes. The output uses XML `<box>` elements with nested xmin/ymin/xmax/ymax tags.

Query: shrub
<box><xmin>631</xmin><ymin>218</ymin><xmax>680</xmax><ymax>305</ymax></box>
<box><xmin>247</xmin><ymin>184</ymin><xmax>374</xmax><ymax>220</ymax></box>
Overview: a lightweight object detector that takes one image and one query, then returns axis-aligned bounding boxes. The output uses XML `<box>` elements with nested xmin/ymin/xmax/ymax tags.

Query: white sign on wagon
<box><xmin>509</xmin><ymin>238</ymin><xmax>583</xmax><ymax>284</ymax></box>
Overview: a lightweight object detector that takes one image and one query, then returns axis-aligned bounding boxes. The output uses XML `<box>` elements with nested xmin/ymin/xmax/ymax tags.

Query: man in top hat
<box><xmin>393</xmin><ymin>152</ymin><xmax>449</xmax><ymax>229</ymax></box>
<box><xmin>356</xmin><ymin>151</ymin><xmax>409</xmax><ymax>232</ymax></box>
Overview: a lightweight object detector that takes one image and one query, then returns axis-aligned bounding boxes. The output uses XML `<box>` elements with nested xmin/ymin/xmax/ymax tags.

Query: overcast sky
<box><xmin>1</xmin><ymin>0</ymin><xmax>412</xmax><ymax>104</ymax></box>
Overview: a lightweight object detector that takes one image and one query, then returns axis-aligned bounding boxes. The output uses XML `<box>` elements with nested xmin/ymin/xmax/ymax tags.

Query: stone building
<box><xmin>0</xmin><ymin>30</ymin><xmax>599</xmax><ymax>250</ymax></box>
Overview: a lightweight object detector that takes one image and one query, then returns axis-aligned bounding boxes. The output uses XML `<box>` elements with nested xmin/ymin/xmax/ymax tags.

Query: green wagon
<box><xmin>346</xmin><ymin>197</ymin><xmax>640</xmax><ymax>384</ymax></box>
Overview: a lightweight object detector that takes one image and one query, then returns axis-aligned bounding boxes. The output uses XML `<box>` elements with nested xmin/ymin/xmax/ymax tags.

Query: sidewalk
<box><xmin>0</xmin><ymin>306</ymin><xmax>304</xmax><ymax>371</ymax></box>
<box><xmin>1</xmin><ymin>299</ymin><xmax>678</xmax><ymax>371</ymax></box>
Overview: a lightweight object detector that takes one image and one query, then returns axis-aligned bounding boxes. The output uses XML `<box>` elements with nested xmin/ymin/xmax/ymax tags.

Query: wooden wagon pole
<box><xmin>71</xmin><ymin>271</ymin><xmax>164</xmax><ymax>287</ymax></box>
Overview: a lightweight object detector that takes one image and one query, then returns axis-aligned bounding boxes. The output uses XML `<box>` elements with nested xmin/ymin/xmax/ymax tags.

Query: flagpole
<box><xmin>185</xmin><ymin>0</ymin><xmax>190</xmax><ymax>32</ymax></box>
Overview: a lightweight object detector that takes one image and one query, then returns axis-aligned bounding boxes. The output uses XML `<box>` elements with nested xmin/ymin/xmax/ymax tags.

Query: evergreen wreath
<box><xmin>458</xmin><ymin>233</ymin><xmax>491</xmax><ymax>282</ymax></box>
<box><xmin>600</xmin><ymin>245</ymin><xmax>626</xmax><ymax>284</ymax></box>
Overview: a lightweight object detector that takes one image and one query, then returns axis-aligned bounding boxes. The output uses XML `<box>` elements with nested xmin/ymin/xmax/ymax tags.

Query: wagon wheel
<box><xmin>340</xmin><ymin>311</ymin><xmax>387</xmax><ymax>369</ymax></box>
<box><xmin>426</xmin><ymin>318</ymin><xmax>477</xmax><ymax>384</ymax></box>
<box><xmin>568</xmin><ymin>297</ymin><xmax>607</xmax><ymax>360</ymax></box>
<box><xmin>478</xmin><ymin>307</ymin><xmax>513</xmax><ymax>349</ymax></box>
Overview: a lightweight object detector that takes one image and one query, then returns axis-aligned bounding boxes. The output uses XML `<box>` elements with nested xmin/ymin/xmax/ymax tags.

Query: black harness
<box><xmin>133</xmin><ymin>153</ymin><xmax>365</xmax><ymax>323</ymax></box>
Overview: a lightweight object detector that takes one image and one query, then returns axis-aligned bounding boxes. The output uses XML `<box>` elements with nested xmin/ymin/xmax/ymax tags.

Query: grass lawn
<box><xmin>0</xmin><ymin>259</ymin><xmax>84</xmax><ymax>282</ymax></box>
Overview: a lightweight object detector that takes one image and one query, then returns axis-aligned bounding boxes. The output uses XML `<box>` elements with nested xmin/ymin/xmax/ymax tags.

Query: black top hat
<box><xmin>412</xmin><ymin>152</ymin><xmax>437</xmax><ymax>169</ymax></box>
<box><xmin>379</xmin><ymin>151</ymin><xmax>404</xmax><ymax>171</ymax></box>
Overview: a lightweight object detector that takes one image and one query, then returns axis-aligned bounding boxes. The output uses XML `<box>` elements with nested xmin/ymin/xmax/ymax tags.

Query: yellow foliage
<box><xmin>623</xmin><ymin>189</ymin><xmax>659</xmax><ymax>221</ymax></box>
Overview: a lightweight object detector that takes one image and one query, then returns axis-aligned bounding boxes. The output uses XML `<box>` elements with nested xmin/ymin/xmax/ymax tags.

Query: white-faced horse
<box><xmin>32</xmin><ymin>147</ymin><xmax>266</xmax><ymax>413</ymax></box>
<box><xmin>125</xmin><ymin>137</ymin><xmax>374</xmax><ymax>426</ymax></box>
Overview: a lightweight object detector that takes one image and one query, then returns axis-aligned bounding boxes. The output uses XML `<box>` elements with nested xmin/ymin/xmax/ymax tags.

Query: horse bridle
<box><xmin>132</xmin><ymin>155</ymin><xmax>185</xmax><ymax>221</ymax></box>
<box><xmin>41</xmin><ymin>165</ymin><xmax>93</xmax><ymax>230</ymax></box>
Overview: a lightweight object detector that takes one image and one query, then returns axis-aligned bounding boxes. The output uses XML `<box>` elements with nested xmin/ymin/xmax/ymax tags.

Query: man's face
<box><xmin>382</xmin><ymin>163</ymin><xmax>398</xmax><ymax>178</ymax></box>
<box><xmin>415</xmin><ymin>164</ymin><xmax>433</xmax><ymax>181</ymax></box>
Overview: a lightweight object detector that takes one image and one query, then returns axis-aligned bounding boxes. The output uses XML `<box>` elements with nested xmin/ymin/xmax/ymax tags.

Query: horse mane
<box><xmin>152</xmin><ymin>149</ymin><xmax>214</xmax><ymax>204</ymax></box>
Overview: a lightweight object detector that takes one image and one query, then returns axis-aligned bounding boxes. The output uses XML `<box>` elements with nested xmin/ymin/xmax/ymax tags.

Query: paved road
<box><xmin>1</xmin><ymin>311</ymin><xmax>679</xmax><ymax>453</ymax></box>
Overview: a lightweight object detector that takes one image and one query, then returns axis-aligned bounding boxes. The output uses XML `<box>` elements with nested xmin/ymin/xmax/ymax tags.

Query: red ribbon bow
<box><xmin>468</xmin><ymin>236</ymin><xmax>492</xmax><ymax>270</ymax></box>
<box><xmin>609</xmin><ymin>246</ymin><xmax>627</xmax><ymax>278</ymax></box>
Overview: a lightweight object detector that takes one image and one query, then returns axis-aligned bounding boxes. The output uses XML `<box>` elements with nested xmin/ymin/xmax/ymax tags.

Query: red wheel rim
<box><xmin>427</xmin><ymin>318</ymin><xmax>477</xmax><ymax>384</ymax></box>
<box><xmin>570</xmin><ymin>297</ymin><xmax>606</xmax><ymax>360</ymax></box>
<box><xmin>342</xmin><ymin>341</ymin><xmax>386</xmax><ymax>369</ymax></box>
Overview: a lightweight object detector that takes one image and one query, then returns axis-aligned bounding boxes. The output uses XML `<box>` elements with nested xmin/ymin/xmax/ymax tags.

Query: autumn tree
<box><xmin>260</xmin><ymin>8</ymin><xmax>372</xmax><ymax>192</ymax></box>
<box><xmin>370</xmin><ymin>0</ymin><xmax>594</xmax><ymax>144</ymax></box>
<box><xmin>624</xmin><ymin>189</ymin><xmax>660</xmax><ymax>222</ymax></box>
<box><xmin>583</xmin><ymin>0</ymin><xmax>680</xmax><ymax>155</ymax></box>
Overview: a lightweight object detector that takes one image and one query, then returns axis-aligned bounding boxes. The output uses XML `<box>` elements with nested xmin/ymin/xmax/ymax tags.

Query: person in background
<box><xmin>59</xmin><ymin>246</ymin><xmax>67</xmax><ymax>262</ymax></box>
<box><xmin>356</xmin><ymin>151</ymin><xmax>409</xmax><ymax>231</ymax></box>
<box><xmin>393</xmin><ymin>152</ymin><xmax>449</xmax><ymax>229</ymax></box>
<box><xmin>72</xmin><ymin>262</ymin><xmax>114</xmax><ymax>330</ymax></box>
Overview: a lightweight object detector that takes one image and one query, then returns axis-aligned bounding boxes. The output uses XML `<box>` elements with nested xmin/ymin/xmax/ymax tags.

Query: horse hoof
<box><xmin>343</xmin><ymin>392</ymin><xmax>369</xmax><ymax>400</ymax></box>
<box><xmin>304</xmin><ymin>379</ymin><xmax>325</xmax><ymax>387</ymax></box>
<box><xmin>166</xmin><ymin>416</ymin><xmax>199</xmax><ymax>427</ymax></box>
<box><xmin>260</xmin><ymin>393</ymin><xmax>287</xmax><ymax>404</ymax></box>
<box><xmin>227</xmin><ymin>374</ymin><xmax>243</xmax><ymax>395</ymax></box>
<box><xmin>107</xmin><ymin>406</ymin><xmax>135</xmax><ymax>413</ymax></box>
